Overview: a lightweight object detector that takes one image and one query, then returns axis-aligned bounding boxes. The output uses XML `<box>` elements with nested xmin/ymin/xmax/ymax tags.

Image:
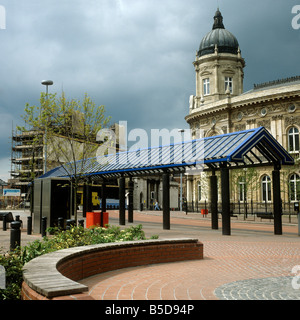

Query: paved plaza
<box><xmin>1</xmin><ymin>209</ymin><xmax>300</xmax><ymax>300</ymax></box>
<box><xmin>79</xmin><ymin>211</ymin><xmax>300</xmax><ymax>300</ymax></box>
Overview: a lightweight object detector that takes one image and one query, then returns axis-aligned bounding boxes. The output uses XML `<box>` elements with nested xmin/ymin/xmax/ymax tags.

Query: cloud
<box><xmin>0</xmin><ymin>0</ymin><xmax>299</xmax><ymax>181</ymax></box>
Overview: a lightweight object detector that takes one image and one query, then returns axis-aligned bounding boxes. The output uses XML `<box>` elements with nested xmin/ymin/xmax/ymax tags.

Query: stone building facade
<box><xmin>185</xmin><ymin>9</ymin><xmax>300</xmax><ymax>211</ymax></box>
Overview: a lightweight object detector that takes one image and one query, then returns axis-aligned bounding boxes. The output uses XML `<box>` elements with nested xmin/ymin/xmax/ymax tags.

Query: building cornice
<box><xmin>193</xmin><ymin>52</ymin><xmax>245</xmax><ymax>68</ymax></box>
<box><xmin>186</xmin><ymin>83</ymin><xmax>300</xmax><ymax>123</ymax></box>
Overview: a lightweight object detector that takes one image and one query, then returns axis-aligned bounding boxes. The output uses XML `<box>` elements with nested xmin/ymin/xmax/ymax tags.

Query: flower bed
<box><xmin>0</xmin><ymin>224</ymin><xmax>155</xmax><ymax>300</ymax></box>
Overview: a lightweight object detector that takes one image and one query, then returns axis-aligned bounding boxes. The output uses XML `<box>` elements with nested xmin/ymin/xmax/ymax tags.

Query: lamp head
<box><xmin>41</xmin><ymin>80</ymin><xmax>53</xmax><ymax>86</ymax></box>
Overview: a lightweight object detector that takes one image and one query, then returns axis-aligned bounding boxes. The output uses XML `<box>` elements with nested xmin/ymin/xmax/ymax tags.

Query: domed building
<box><xmin>189</xmin><ymin>8</ymin><xmax>245</xmax><ymax>110</ymax></box>
<box><xmin>185</xmin><ymin>9</ymin><xmax>300</xmax><ymax>215</ymax></box>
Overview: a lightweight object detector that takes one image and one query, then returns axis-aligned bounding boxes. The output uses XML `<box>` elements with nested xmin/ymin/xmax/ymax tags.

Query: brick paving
<box><xmin>79</xmin><ymin>210</ymin><xmax>300</xmax><ymax>300</ymax></box>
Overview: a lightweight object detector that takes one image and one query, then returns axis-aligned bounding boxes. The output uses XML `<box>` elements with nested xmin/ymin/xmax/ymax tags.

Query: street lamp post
<box><xmin>41</xmin><ymin>80</ymin><xmax>53</xmax><ymax>95</ymax></box>
<box><xmin>41</xmin><ymin>80</ymin><xmax>53</xmax><ymax>174</ymax></box>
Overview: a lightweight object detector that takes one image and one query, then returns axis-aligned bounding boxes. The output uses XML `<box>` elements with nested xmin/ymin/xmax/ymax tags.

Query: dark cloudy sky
<box><xmin>0</xmin><ymin>0</ymin><xmax>299</xmax><ymax>181</ymax></box>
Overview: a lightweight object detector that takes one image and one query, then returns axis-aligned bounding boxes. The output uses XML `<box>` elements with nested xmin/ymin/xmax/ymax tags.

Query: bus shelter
<box><xmin>39</xmin><ymin>127</ymin><xmax>294</xmax><ymax>236</ymax></box>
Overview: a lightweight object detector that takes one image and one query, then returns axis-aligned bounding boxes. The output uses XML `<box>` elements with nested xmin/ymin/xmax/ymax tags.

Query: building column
<box><xmin>214</xmin><ymin>63</ymin><xmax>219</xmax><ymax>95</ymax></box>
<box><xmin>186</xmin><ymin>176</ymin><xmax>193</xmax><ymax>212</ymax></box>
<box><xmin>155</xmin><ymin>180</ymin><xmax>160</xmax><ymax>207</ymax></box>
<box><xmin>163</xmin><ymin>173</ymin><xmax>170</xmax><ymax>230</ymax></box>
<box><xmin>128</xmin><ymin>177</ymin><xmax>134</xmax><ymax>223</ymax></box>
<box><xmin>273</xmin><ymin>164</ymin><xmax>282</xmax><ymax>235</ymax></box>
<box><xmin>210</xmin><ymin>169</ymin><xmax>218</xmax><ymax>230</ymax></box>
<box><xmin>221</xmin><ymin>163</ymin><xmax>231</xmax><ymax>235</ymax></box>
<box><xmin>119</xmin><ymin>176</ymin><xmax>126</xmax><ymax>226</ymax></box>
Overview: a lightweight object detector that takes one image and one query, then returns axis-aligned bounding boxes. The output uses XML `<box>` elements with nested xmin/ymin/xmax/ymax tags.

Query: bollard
<box><xmin>10</xmin><ymin>221</ymin><xmax>21</xmax><ymax>251</ymax></box>
<box><xmin>58</xmin><ymin>217</ymin><xmax>64</xmax><ymax>230</ymax></box>
<box><xmin>66</xmin><ymin>219</ymin><xmax>76</xmax><ymax>230</ymax></box>
<box><xmin>78</xmin><ymin>219</ymin><xmax>84</xmax><ymax>228</ymax></box>
<box><xmin>27</xmin><ymin>216</ymin><xmax>32</xmax><ymax>235</ymax></box>
<box><xmin>3</xmin><ymin>214</ymin><xmax>6</xmax><ymax>231</ymax></box>
<box><xmin>41</xmin><ymin>217</ymin><xmax>47</xmax><ymax>237</ymax></box>
<box><xmin>15</xmin><ymin>215</ymin><xmax>22</xmax><ymax>229</ymax></box>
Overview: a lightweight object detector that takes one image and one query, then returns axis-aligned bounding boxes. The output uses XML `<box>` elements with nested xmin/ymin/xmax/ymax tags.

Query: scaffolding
<box><xmin>10</xmin><ymin>128</ymin><xmax>44</xmax><ymax>192</ymax></box>
<box><xmin>10</xmin><ymin>122</ymin><xmax>125</xmax><ymax>193</ymax></box>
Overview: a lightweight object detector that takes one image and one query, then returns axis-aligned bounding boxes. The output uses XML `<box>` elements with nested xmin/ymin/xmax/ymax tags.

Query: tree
<box><xmin>18</xmin><ymin>92</ymin><xmax>111</xmax><ymax>221</ymax></box>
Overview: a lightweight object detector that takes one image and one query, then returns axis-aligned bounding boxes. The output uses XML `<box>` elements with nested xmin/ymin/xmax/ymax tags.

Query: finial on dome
<box><xmin>214</xmin><ymin>44</ymin><xmax>218</xmax><ymax>54</ymax></box>
<box><xmin>213</xmin><ymin>8</ymin><xmax>225</xmax><ymax>30</ymax></box>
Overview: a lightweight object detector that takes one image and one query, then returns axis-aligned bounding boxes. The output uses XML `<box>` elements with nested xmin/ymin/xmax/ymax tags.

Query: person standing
<box><xmin>154</xmin><ymin>200</ymin><xmax>160</xmax><ymax>210</ymax></box>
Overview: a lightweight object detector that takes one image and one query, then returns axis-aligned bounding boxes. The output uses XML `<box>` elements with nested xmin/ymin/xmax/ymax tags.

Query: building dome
<box><xmin>198</xmin><ymin>9</ymin><xmax>239</xmax><ymax>57</ymax></box>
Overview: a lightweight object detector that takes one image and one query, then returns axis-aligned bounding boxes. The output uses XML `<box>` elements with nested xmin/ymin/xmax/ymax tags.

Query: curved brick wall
<box><xmin>22</xmin><ymin>238</ymin><xmax>203</xmax><ymax>300</ymax></box>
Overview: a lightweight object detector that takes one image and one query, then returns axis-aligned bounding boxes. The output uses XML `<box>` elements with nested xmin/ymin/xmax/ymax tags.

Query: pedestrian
<box><xmin>154</xmin><ymin>200</ymin><xmax>160</xmax><ymax>210</ymax></box>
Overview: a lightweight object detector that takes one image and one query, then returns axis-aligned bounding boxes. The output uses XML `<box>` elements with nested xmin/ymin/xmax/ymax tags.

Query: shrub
<box><xmin>0</xmin><ymin>251</ymin><xmax>24</xmax><ymax>300</ymax></box>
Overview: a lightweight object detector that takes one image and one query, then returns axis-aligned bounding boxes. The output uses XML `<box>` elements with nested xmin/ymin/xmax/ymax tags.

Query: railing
<box><xmin>185</xmin><ymin>200</ymin><xmax>299</xmax><ymax>223</ymax></box>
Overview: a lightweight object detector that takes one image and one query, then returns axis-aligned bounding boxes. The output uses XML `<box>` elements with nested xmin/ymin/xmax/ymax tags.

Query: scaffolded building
<box><xmin>10</xmin><ymin>129</ymin><xmax>44</xmax><ymax>192</ymax></box>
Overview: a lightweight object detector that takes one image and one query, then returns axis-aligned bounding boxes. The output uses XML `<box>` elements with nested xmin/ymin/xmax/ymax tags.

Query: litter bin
<box><xmin>86</xmin><ymin>212</ymin><xmax>100</xmax><ymax>228</ymax></box>
<box><xmin>201</xmin><ymin>209</ymin><xmax>208</xmax><ymax>216</ymax></box>
<box><xmin>101</xmin><ymin>212</ymin><xmax>109</xmax><ymax>228</ymax></box>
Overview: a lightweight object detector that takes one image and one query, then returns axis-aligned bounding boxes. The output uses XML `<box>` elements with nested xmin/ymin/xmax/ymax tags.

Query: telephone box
<box><xmin>33</xmin><ymin>177</ymin><xmax>71</xmax><ymax>233</ymax></box>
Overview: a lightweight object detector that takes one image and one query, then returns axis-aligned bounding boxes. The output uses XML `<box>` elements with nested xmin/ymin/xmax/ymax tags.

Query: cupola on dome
<box><xmin>198</xmin><ymin>9</ymin><xmax>240</xmax><ymax>57</ymax></box>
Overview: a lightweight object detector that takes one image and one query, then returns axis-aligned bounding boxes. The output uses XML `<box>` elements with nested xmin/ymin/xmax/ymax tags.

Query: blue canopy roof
<box><xmin>40</xmin><ymin>127</ymin><xmax>294</xmax><ymax>180</ymax></box>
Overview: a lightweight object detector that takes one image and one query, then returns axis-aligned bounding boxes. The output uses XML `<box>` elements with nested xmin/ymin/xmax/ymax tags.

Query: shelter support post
<box><xmin>119</xmin><ymin>176</ymin><xmax>126</xmax><ymax>226</ymax></box>
<box><xmin>70</xmin><ymin>179</ymin><xmax>75</xmax><ymax>217</ymax></box>
<box><xmin>101</xmin><ymin>180</ymin><xmax>107</xmax><ymax>227</ymax></box>
<box><xmin>272</xmin><ymin>164</ymin><xmax>282</xmax><ymax>235</ymax></box>
<box><xmin>83</xmin><ymin>179</ymin><xmax>92</xmax><ymax>218</ymax></box>
<box><xmin>163</xmin><ymin>173</ymin><xmax>170</xmax><ymax>230</ymax></box>
<box><xmin>220</xmin><ymin>163</ymin><xmax>231</xmax><ymax>236</ymax></box>
<box><xmin>128</xmin><ymin>177</ymin><xmax>134</xmax><ymax>223</ymax></box>
<box><xmin>82</xmin><ymin>183</ymin><xmax>87</xmax><ymax>218</ymax></box>
<box><xmin>210</xmin><ymin>169</ymin><xmax>218</xmax><ymax>230</ymax></box>
<box><xmin>39</xmin><ymin>180</ymin><xmax>43</xmax><ymax>234</ymax></box>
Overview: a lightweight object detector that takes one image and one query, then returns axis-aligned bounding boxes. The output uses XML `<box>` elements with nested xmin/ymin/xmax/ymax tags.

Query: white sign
<box><xmin>3</xmin><ymin>189</ymin><xmax>21</xmax><ymax>197</ymax></box>
<box><xmin>0</xmin><ymin>265</ymin><xmax>5</xmax><ymax>289</ymax></box>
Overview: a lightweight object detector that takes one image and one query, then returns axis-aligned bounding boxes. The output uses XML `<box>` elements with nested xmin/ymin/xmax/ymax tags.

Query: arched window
<box><xmin>288</xmin><ymin>127</ymin><xmax>299</xmax><ymax>152</ymax></box>
<box><xmin>261</xmin><ymin>175</ymin><xmax>271</xmax><ymax>202</ymax></box>
<box><xmin>289</xmin><ymin>174</ymin><xmax>300</xmax><ymax>202</ymax></box>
